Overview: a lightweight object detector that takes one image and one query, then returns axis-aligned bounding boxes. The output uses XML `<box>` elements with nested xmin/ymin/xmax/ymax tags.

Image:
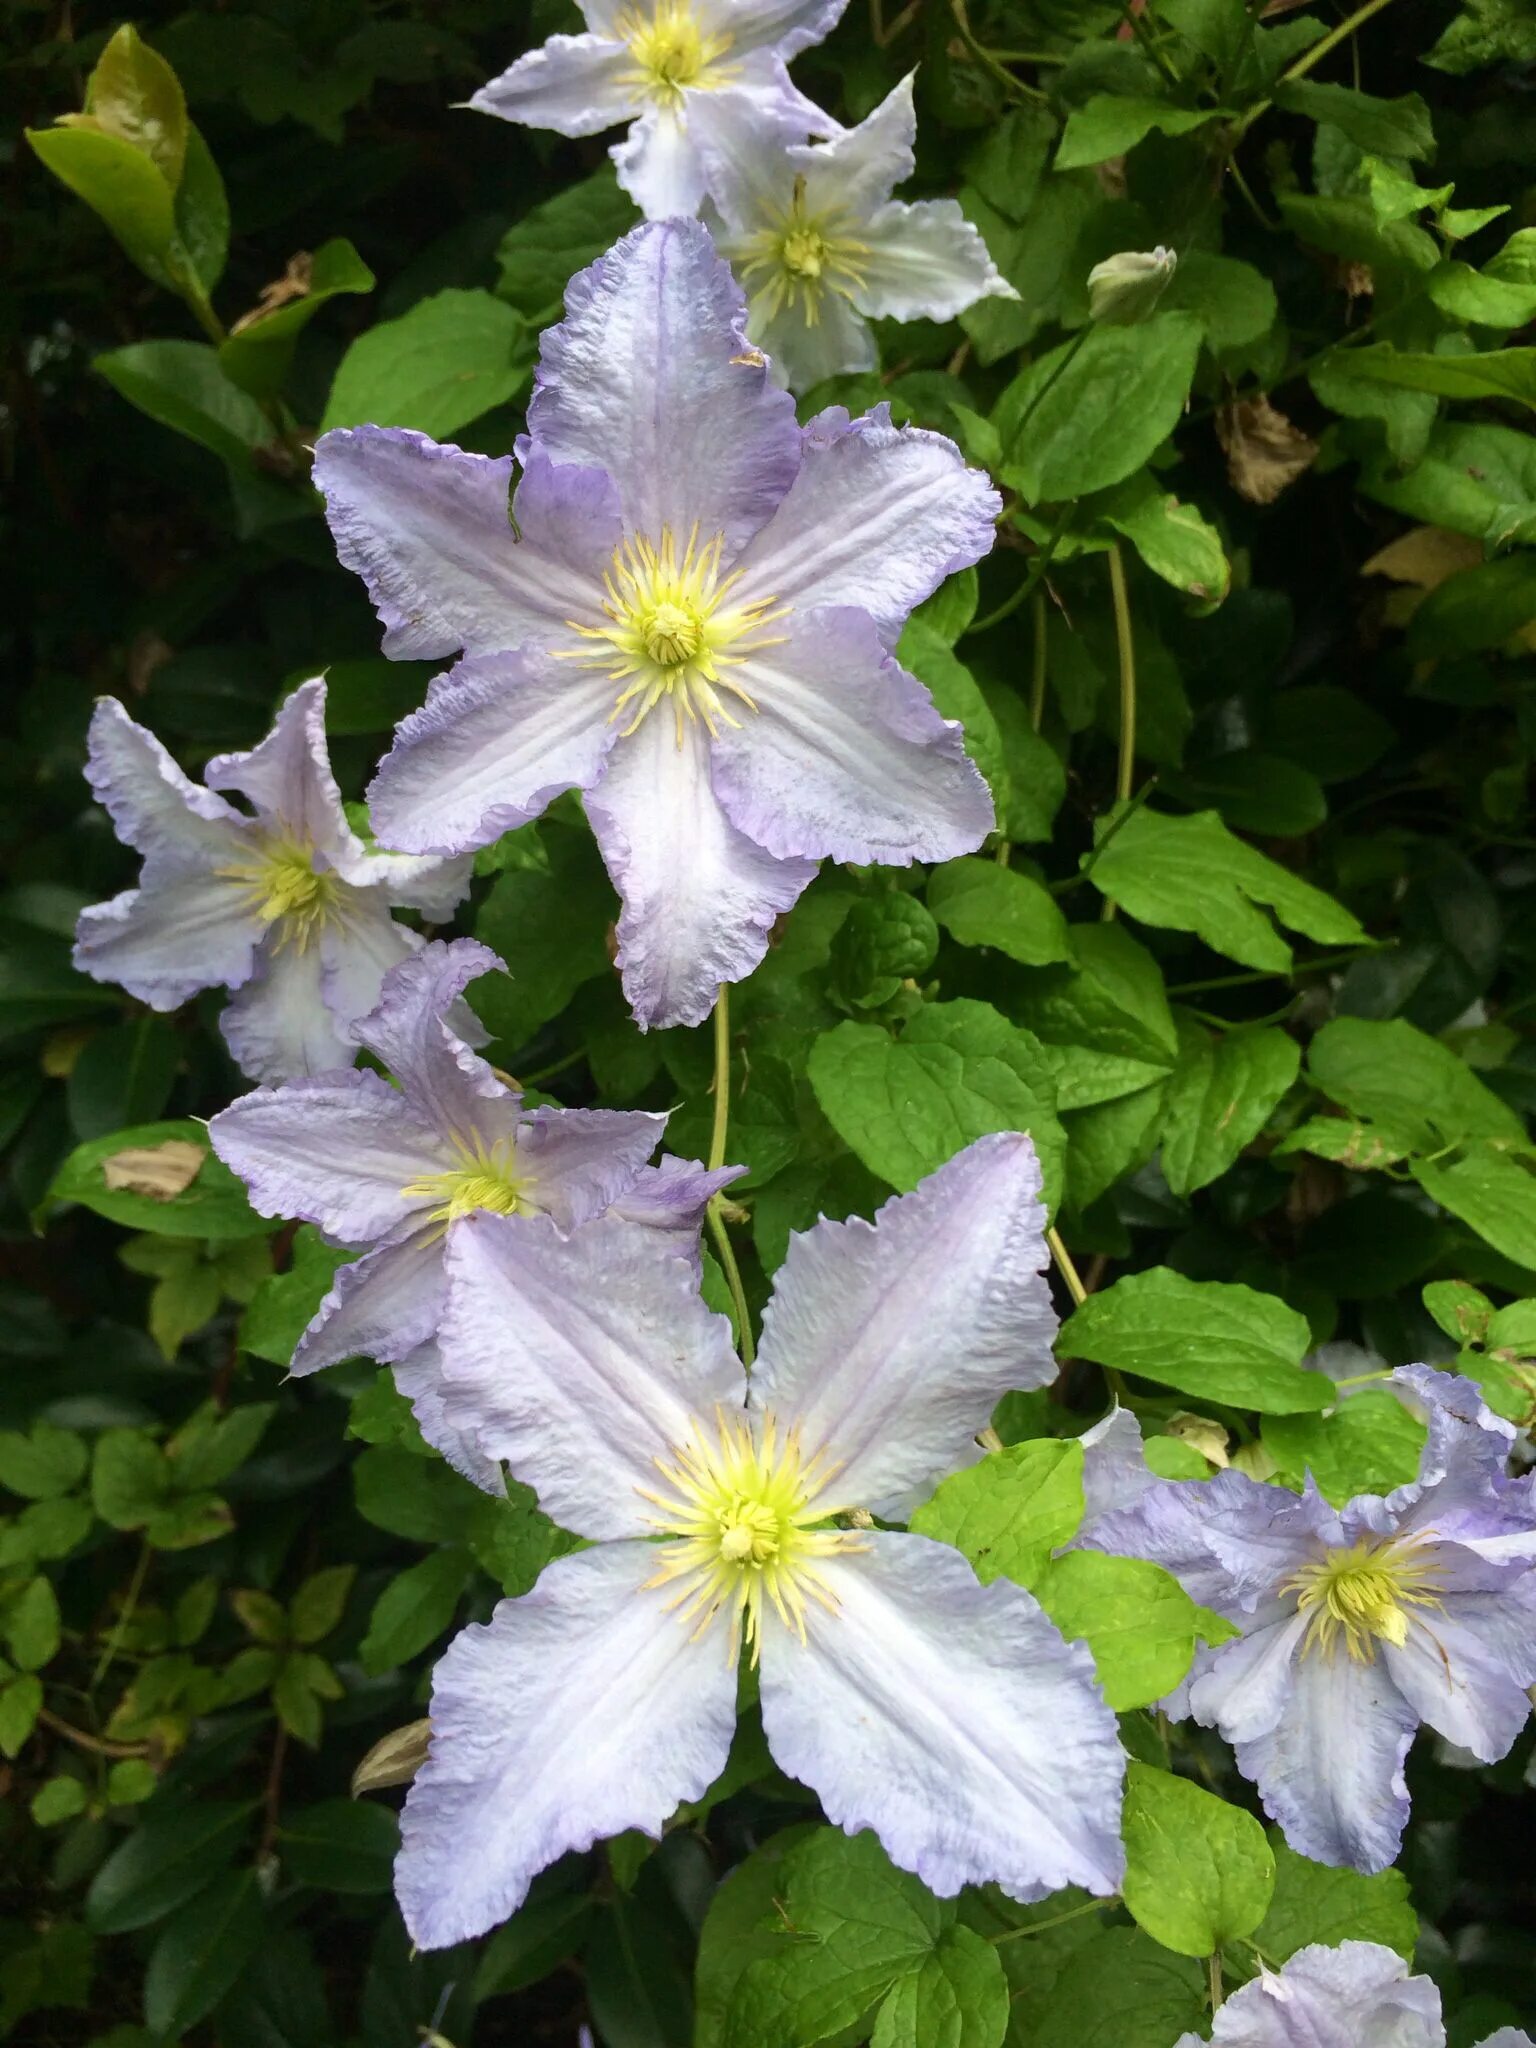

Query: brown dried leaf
<box><xmin>1361</xmin><ymin>525</ymin><xmax>1484</xmax><ymax>590</ymax></box>
<box><xmin>230</xmin><ymin>252</ymin><xmax>315</xmax><ymax>336</ymax></box>
<box><xmin>102</xmin><ymin>1139</ymin><xmax>206</xmax><ymax>1200</ymax></box>
<box><xmin>352</xmin><ymin>1718</ymin><xmax>432</xmax><ymax>1796</ymax></box>
<box><xmin>1216</xmin><ymin>396</ymin><xmax>1320</xmax><ymax>505</ymax></box>
<box><xmin>1165</xmin><ymin>1413</ymin><xmax>1230</xmax><ymax>1468</ymax></box>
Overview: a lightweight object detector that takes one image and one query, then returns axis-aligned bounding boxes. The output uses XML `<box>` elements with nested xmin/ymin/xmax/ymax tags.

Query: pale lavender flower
<box><xmin>691</xmin><ymin>74</ymin><xmax>1016</xmax><ymax>392</ymax></box>
<box><xmin>1174</xmin><ymin>1939</ymin><xmax>1533</xmax><ymax>2048</ymax></box>
<box><xmin>313</xmin><ymin>218</ymin><xmax>998</xmax><ymax>1030</ymax></box>
<box><xmin>209</xmin><ymin>938</ymin><xmax>736</xmax><ymax>1487</ymax></box>
<box><xmin>397</xmin><ymin>1133</ymin><xmax>1125</xmax><ymax>1947</ymax></box>
<box><xmin>74</xmin><ymin>681</ymin><xmax>471</xmax><ymax>1085</ymax></box>
<box><xmin>468</xmin><ymin>0</ymin><xmax>846</xmax><ymax>220</ymax></box>
<box><xmin>1085</xmin><ymin>1368</ymin><xmax>1536</xmax><ymax>1872</ymax></box>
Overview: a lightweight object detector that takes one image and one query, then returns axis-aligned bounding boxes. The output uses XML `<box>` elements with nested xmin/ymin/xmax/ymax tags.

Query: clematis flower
<box><xmin>74</xmin><ymin>680</ymin><xmax>471</xmax><ymax>1084</ymax></box>
<box><xmin>394</xmin><ymin>1132</ymin><xmax>1126</xmax><ymax>1947</ymax></box>
<box><xmin>1084</xmin><ymin>1368</ymin><xmax>1536</xmax><ymax>1871</ymax></box>
<box><xmin>467</xmin><ymin>0</ymin><xmax>845</xmax><ymax>221</ymax></box>
<box><xmin>209</xmin><ymin>938</ymin><xmax>736</xmax><ymax>1487</ymax></box>
<box><xmin>689</xmin><ymin>74</ymin><xmax>1017</xmax><ymax>392</ymax></box>
<box><xmin>1173</xmin><ymin>1938</ymin><xmax>1533</xmax><ymax>2048</ymax></box>
<box><xmin>314</xmin><ymin>219</ymin><xmax>997</xmax><ymax>1029</ymax></box>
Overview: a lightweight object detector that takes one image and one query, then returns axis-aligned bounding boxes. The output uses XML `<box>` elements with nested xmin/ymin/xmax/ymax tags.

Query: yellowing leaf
<box><xmin>101</xmin><ymin>1139</ymin><xmax>207</xmax><ymax>1200</ymax></box>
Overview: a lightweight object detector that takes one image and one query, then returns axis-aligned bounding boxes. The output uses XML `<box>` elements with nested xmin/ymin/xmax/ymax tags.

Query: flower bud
<box><xmin>1086</xmin><ymin>246</ymin><xmax>1177</xmax><ymax>326</ymax></box>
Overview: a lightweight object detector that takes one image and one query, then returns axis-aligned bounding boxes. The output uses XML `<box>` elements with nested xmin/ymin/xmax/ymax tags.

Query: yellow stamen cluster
<box><xmin>733</xmin><ymin>176</ymin><xmax>872</xmax><ymax>328</ymax></box>
<box><xmin>561</xmin><ymin>524</ymin><xmax>786</xmax><ymax>745</ymax></box>
<box><xmin>400</xmin><ymin>1133</ymin><xmax>529</xmax><ymax>1235</ymax></box>
<box><xmin>1285</xmin><ymin>1535</ymin><xmax>1446</xmax><ymax>1663</ymax></box>
<box><xmin>615</xmin><ymin>1</ymin><xmax>735</xmax><ymax>108</ymax></box>
<box><xmin>217</xmin><ymin>837</ymin><xmax>344</xmax><ymax>954</ymax></box>
<box><xmin>640</xmin><ymin>1409</ymin><xmax>865</xmax><ymax>1666</ymax></box>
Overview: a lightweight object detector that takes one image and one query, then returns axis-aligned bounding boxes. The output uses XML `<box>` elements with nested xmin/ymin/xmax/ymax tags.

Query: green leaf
<box><xmin>1423</xmin><ymin>1279</ymin><xmax>1494</xmax><ymax>1345</ymax></box>
<box><xmin>475</xmin><ymin>1892</ymin><xmax>595</xmax><ymax>2002</ymax></box>
<box><xmin>1031</xmin><ymin>1927</ymin><xmax>1205</xmax><ymax>2048</ymax></box>
<box><xmin>174</xmin><ymin>125</ymin><xmax>228</xmax><ymax>296</ymax></box>
<box><xmin>1361</xmin><ymin>421</ymin><xmax>1536</xmax><ymax>548</ymax></box>
<box><xmin>724</xmin><ymin>1829</ymin><xmax>950</xmax><ymax>2048</ymax></box>
<box><xmin>897</xmin><ymin>620</ymin><xmax>1010</xmax><ymax>819</ymax></box>
<box><xmin>1429</xmin><ymin>229</ymin><xmax>1536</xmax><ymax>328</ymax></box>
<box><xmin>1413</xmin><ymin>1144</ymin><xmax>1536</xmax><ymax>1268</ymax></box>
<box><xmin>66</xmin><ymin>1014</ymin><xmax>178</xmax><ymax>1142</ymax></box>
<box><xmin>1407</xmin><ymin>552</ymin><xmax>1536</xmax><ymax>657</ymax></box>
<box><xmin>1161</xmin><ymin>251</ymin><xmax>1277</xmax><ymax>351</ymax></box>
<box><xmin>494</xmin><ymin>165</ymin><xmax>639</xmax><ymax>317</ymax></box>
<box><xmin>4</xmin><ymin>1575</ymin><xmax>61</xmax><ymax>1670</ymax></box>
<box><xmin>870</xmin><ymin>1924</ymin><xmax>1009</xmax><ymax>2048</ymax></box>
<box><xmin>359</xmin><ymin>1546</ymin><xmax>473</xmax><ymax>1674</ymax></box>
<box><xmin>1253</xmin><ymin>1837</ymin><xmax>1417</xmax><ymax>1959</ymax></box>
<box><xmin>0</xmin><ymin>1672</ymin><xmax>42</xmax><ymax>1758</ymax></box>
<box><xmin>1034</xmin><ymin>1550</ymin><xmax>1232</xmax><ymax>1710</ymax></box>
<box><xmin>32</xmin><ymin>1774</ymin><xmax>90</xmax><ymax>1826</ymax></box>
<box><xmin>1275</xmin><ymin>80</ymin><xmax>1435</xmax><ymax>158</ymax></box>
<box><xmin>1332</xmin><ymin>342</ymin><xmax>1536</xmax><ymax>412</ymax></box>
<box><xmin>321</xmin><ymin>287</ymin><xmax>532</xmax><ymax>438</ymax></box>
<box><xmin>91</xmin><ymin>1430</ymin><xmax>169</xmax><ymax>1529</ymax></box>
<box><xmin>1426</xmin><ymin>0</ymin><xmax>1536</xmax><ymax>73</ymax></box>
<box><xmin>1002</xmin><ymin>314</ymin><xmax>1205</xmax><ymax>503</ymax></box>
<box><xmin>26</xmin><ymin>126</ymin><xmax>178</xmax><ymax>286</ymax></box>
<box><xmin>695</xmin><ymin>1827</ymin><xmax>819</xmax><ymax>2048</ymax></box>
<box><xmin>807</xmin><ymin>1000</ymin><xmax>1065</xmax><ymax>1213</ymax></box>
<box><xmin>1279</xmin><ymin>195</ymin><xmax>1439</xmax><ymax>276</ymax></box>
<box><xmin>472</xmin><ymin>826</ymin><xmax>616</xmax><ymax>1047</ymax></box>
<box><xmin>0</xmin><ymin>1421</ymin><xmax>88</xmax><ymax>1501</ymax></box>
<box><xmin>168</xmin><ymin>1399</ymin><xmax>274</xmax><ymax>1489</ymax></box>
<box><xmin>288</xmin><ymin>1564</ymin><xmax>356</xmax><ymax>1645</ymax></box>
<box><xmin>1276</xmin><ymin>1115</ymin><xmax>1415</xmax><ymax>1172</ymax></box>
<box><xmin>1055</xmin><ymin>96</ymin><xmax>1223</xmax><ymax>169</ymax></box>
<box><xmin>1160</xmin><ymin>1021</ymin><xmax>1300</xmax><ymax>1196</ymax></box>
<box><xmin>830</xmin><ymin>893</ymin><xmax>940</xmax><ymax>1009</ymax></box>
<box><xmin>1084</xmin><ymin>806</ymin><xmax>1365</xmax><ymax>972</ymax></box>
<box><xmin>49</xmin><ymin>1120</ymin><xmax>268</xmax><ymax>1238</ymax></box>
<box><xmin>1121</xmin><ymin>1763</ymin><xmax>1275</xmax><ymax>1956</ymax></box>
<box><xmin>95</xmin><ymin>341</ymin><xmax>272</xmax><ymax>469</ymax></box>
<box><xmin>86</xmin><ymin>1800</ymin><xmax>255</xmax><ymax>1934</ymax></box>
<box><xmin>1060</xmin><ymin>1269</ymin><xmax>1330</xmax><ymax>1413</ymax></box>
<box><xmin>910</xmin><ymin>1440</ymin><xmax>1085</xmax><ymax>1587</ymax></box>
<box><xmin>1264</xmin><ymin>1391</ymin><xmax>1427</xmax><ymax>1504</ymax></box>
<box><xmin>1307</xmin><ymin>1017</ymin><xmax>1525</xmax><ymax>1152</ymax></box>
<box><xmin>1012</xmin><ymin>923</ymin><xmax>1179</xmax><ymax>1111</ymax></box>
<box><xmin>1095</xmin><ymin>475</ymin><xmax>1230</xmax><ymax>606</ymax></box>
<box><xmin>280</xmin><ymin>1799</ymin><xmax>399</xmax><ymax>1893</ymax></box>
<box><xmin>239</xmin><ymin>1226</ymin><xmax>352</xmax><ymax>1367</ymax></box>
<box><xmin>76</xmin><ymin>24</ymin><xmax>188</xmax><ymax>187</ymax></box>
<box><xmin>927</xmin><ymin>858</ymin><xmax>1072</xmax><ymax>966</ymax></box>
<box><xmin>219</xmin><ymin>238</ymin><xmax>375</xmax><ymax>398</ymax></box>
<box><xmin>1064</xmin><ymin>1083</ymin><xmax>1169</xmax><ymax>1209</ymax></box>
<box><xmin>143</xmin><ymin>1867</ymin><xmax>265</xmax><ymax>2037</ymax></box>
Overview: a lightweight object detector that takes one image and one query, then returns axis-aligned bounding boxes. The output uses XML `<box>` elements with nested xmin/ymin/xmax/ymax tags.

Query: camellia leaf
<box><xmin>1121</xmin><ymin>1764</ymin><xmax>1275</xmax><ymax>1956</ymax></box>
<box><xmin>1060</xmin><ymin>1269</ymin><xmax>1331</xmax><ymax>1413</ymax></box>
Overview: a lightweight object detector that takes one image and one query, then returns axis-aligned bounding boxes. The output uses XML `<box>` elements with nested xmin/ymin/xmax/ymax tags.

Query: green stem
<box><xmin>950</xmin><ymin>0</ymin><xmax>1048</xmax><ymax>100</ymax></box>
<box><xmin>1029</xmin><ymin>589</ymin><xmax>1049</xmax><ymax>733</ymax></box>
<box><xmin>1208</xmin><ymin>1951</ymin><xmax>1225</xmax><ymax>2013</ymax></box>
<box><xmin>90</xmin><ymin>1539</ymin><xmax>151</xmax><ymax>1694</ymax></box>
<box><xmin>180</xmin><ymin>280</ymin><xmax>227</xmax><ymax>346</ymax></box>
<box><xmin>1101</xmin><ymin>544</ymin><xmax>1137</xmax><ymax>924</ymax></box>
<box><xmin>1234</xmin><ymin>0</ymin><xmax>1405</xmax><ymax>140</ymax></box>
<box><xmin>1047</xmin><ymin>1226</ymin><xmax>1088</xmax><ymax>1307</ymax></box>
<box><xmin>705</xmin><ymin>986</ymin><xmax>755</xmax><ymax>1368</ymax></box>
<box><xmin>966</xmin><ymin>504</ymin><xmax>1074</xmax><ymax>640</ymax></box>
<box><xmin>991</xmin><ymin>1897</ymin><xmax>1108</xmax><ymax>1946</ymax></box>
<box><xmin>1164</xmin><ymin>944</ymin><xmax>1380</xmax><ymax>995</ymax></box>
<box><xmin>1051</xmin><ymin>775</ymin><xmax>1159</xmax><ymax>896</ymax></box>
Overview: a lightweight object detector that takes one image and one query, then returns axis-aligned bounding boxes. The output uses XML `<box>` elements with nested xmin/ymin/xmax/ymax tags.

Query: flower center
<box><xmin>639</xmin><ymin>1410</ymin><xmax>865</xmax><ymax>1666</ymax></box>
<box><xmin>617</xmin><ymin>2</ymin><xmax>735</xmax><ymax>108</ymax></box>
<box><xmin>558</xmin><ymin>524</ymin><xmax>787</xmax><ymax>747</ymax></box>
<box><xmin>399</xmin><ymin>1134</ymin><xmax>529</xmax><ymax>1235</ymax></box>
<box><xmin>1285</xmin><ymin>1535</ymin><xmax>1445</xmax><ymax>1663</ymax></box>
<box><xmin>216</xmin><ymin>837</ymin><xmax>344</xmax><ymax>954</ymax></box>
<box><xmin>729</xmin><ymin>176</ymin><xmax>872</xmax><ymax>329</ymax></box>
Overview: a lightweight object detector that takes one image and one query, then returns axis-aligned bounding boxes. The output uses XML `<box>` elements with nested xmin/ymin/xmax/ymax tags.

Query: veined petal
<box><xmin>797</xmin><ymin>70</ymin><xmax>914</xmax><ymax>217</ymax></box>
<box><xmin>1174</xmin><ymin>1941</ymin><xmax>1444</xmax><ymax>2048</ymax></box>
<box><xmin>1187</xmin><ymin>1610</ymin><xmax>1306</xmax><ymax>1744</ymax></box>
<box><xmin>353</xmin><ymin>938</ymin><xmax>513</xmax><ymax>1141</ymax></box>
<box><xmin>1082</xmin><ymin>1472</ymin><xmax>1280</xmax><ymax>1623</ymax></box>
<box><xmin>1077</xmin><ymin>1406</ymin><xmax>1155</xmax><ymax>1536</ymax></box>
<box><xmin>314</xmin><ymin>429</ymin><xmax>618</xmax><ymax>662</ymax></box>
<box><xmin>514</xmin><ymin>1105</ymin><xmax>669</xmax><ymax>1228</ymax></box>
<box><xmin>1386</xmin><ymin>1366</ymin><xmax>1536</xmax><ymax>1558</ymax></box>
<box><xmin>292</xmin><ymin>1233</ymin><xmax>446</xmax><ymax>1376</ymax></box>
<box><xmin>209</xmin><ymin>1069</ymin><xmax>450</xmax><ymax>1243</ymax></box>
<box><xmin>611</xmin><ymin>108</ymin><xmax>709</xmax><ymax>219</ymax></box>
<box><xmin>394</xmin><ymin>1343</ymin><xmax>505</xmax><ymax>1494</ymax></box>
<box><xmin>1234</xmin><ymin>1649</ymin><xmax>1417</xmax><ymax>1872</ymax></box>
<box><xmin>1382</xmin><ymin>1577</ymin><xmax>1536</xmax><ymax>1760</ymax></box>
<box><xmin>398</xmin><ymin>1543</ymin><xmax>738</xmax><ymax>1947</ymax></box>
<box><xmin>83</xmin><ymin>697</ymin><xmax>247</xmax><ymax>860</ymax></box>
<box><xmin>732</xmin><ymin>404</ymin><xmax>1000</xmax><ymax>645</ymax></box>
<box><xmin>469</xmin><ymin>32</ymin><xmax>639</xmax><ymax>136</ymax></box>
<box><xmin>759</xmin><ymin>1532</ymin><xmax>1124</xmax><ymax>1901</ymax></box>
<box><xmin>74</xmin><ymin>872</ymin><xmax>263</xmax><ymax>1008</ymax></box>
<box><xmin>368</xmin><ymin>649</ymin><xmax>619</xmax><ymax>857</ymax></box>
<box><xmin>687</xmin><ymin>93</ymin><xmax>806</xmax><ymax>233</ymax></box>
<box><xmin>436</xmin><ymin>1210</ymin><xmax>742</xmax><ymax>1540</ymax></box>
<box><xmin>854</xmin><ymin>198</ymin><xmax>1018</xmax><ymax>322</ymax></box>
<box><xmin>749</xmin><ymin>1134</ymin><xmax>1053</xmax><ymax>1518</ymax></box>
<box><xmin>220</xmin><ymin>938</ymin><xmax>356</xmax><ymax>1084</ymax></box>
<box><xmin>317</xmin><ymin>905</ymin><xmax>421</xmax><ymax>1059</ymax></box>
<box><xmin>712</xmin><ymin>606</ymin><xmax>993</xmax><ymax>865</ymax></box>
<box><xmin>586</xmin><ymin>713</ymin><xmax>815</xmax><ymax>1030</ymax></box>
<box><xmin>608</xmin><ymin>1155</ymin><xmax>745</xmax><ymax>1252</ymax></box>
<box><xmin>528</xmin><ymin>219</ymin><xmax>801</xmax><ymax>556</ymax></box>
<box><xmin>753</xmin><ymin>290</ymin><xmax>876</xmax><ymax>396</ymax></box>
<box><xmin>204</xmin><ymin>678</ymin><xmax>350</xmax><ymax>856</ymax></box>
<box><xmin>694</xmin><ymin>0</ymin><xmax>849</xmax><ymax>57</ymax></box>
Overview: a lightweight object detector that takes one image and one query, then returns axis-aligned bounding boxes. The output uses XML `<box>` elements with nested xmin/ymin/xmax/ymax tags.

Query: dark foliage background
<box><xmin>3</xmin><ymin>0</ymin><xmax>1536</xmax><ymax>2042</ymax></box>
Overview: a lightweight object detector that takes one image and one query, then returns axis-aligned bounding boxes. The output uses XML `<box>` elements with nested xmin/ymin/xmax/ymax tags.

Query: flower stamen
<box><xmin>1285</xmin><ymin>1534</ymin><xmax>1446</xmax><ymax>1663</ymax></box>
<box><xmin>730</xmin><ymin>176</ymin><xmax>873</xmax><ymax>329</ymax></box>
<box><xmin>216</xmin><ymin>836</ymin><xmax>346</xmax><ymax>954</ymax></box>
<box><xmin>639</xmin><ymin>1408</ymin><xmax>866</xmax><ymax>1666</ymax></box>
<box><xmin>615</xmin><ymin>1</ymin><xmax>736</xmax><ymax>109</ymax></box>
<box><xmin>400</xmin><ymin>1132</ymin><xmax>529</xmax><ymax>1238</ymax></box>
